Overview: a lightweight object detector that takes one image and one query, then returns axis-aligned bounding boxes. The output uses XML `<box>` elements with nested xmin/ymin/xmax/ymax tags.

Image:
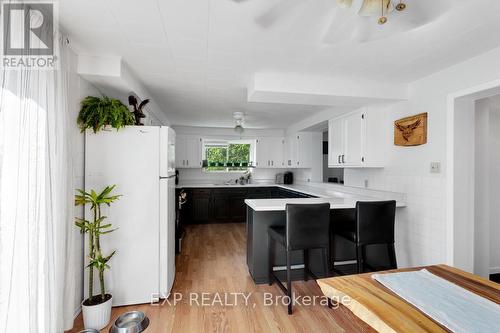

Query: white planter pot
<box><xmin>82</xmin><ymin>295</ymin><xmax>113</xmax><ymax>330</ymax></box>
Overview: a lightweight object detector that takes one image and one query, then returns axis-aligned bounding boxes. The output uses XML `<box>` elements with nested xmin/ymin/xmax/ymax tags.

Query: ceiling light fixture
<box><xmin>336</xmin><ymin>0</ymin><xmax>406</xmax><ymax>25</ymax></box>
<box><xmin>233</xmin><ymin>111</ymin><xmax>245</xmax><ymax>134</ymax></box>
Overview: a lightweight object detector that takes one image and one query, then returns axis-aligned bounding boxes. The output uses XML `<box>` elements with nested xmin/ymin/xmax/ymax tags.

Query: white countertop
<box><xmin>177</xmin><ymin>181</ymin><xmax>407</xmax><ymax>211</ymax></box>
<box><xmin>244</xmin><ymin>197</ymin><xmax>407</xmax><ymax>211</ymax></box>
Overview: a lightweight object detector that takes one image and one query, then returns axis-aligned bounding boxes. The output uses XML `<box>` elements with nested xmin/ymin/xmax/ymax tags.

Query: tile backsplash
<box><xmin>345</xmin><ymin>168</ymin><xmax>446</xmax><ymax>268</ymax></box>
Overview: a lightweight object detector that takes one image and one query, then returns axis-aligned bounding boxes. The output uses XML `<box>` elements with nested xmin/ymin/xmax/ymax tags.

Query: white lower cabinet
<box><xmin>328</xmin><ymin>109</ymin><xmax>385</xmax><ymax>168</ymax></box>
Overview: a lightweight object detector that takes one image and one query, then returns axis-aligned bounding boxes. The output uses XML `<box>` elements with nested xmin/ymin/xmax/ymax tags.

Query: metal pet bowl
<box><xmin>78</xmin><ymin>329</ymin><xmax>99</xmax><ymax>333</ymax></box>
<box><xmin>109</xmin><ymin>311</ymin><xmax>150</xmax><ymax>333</ymax></box>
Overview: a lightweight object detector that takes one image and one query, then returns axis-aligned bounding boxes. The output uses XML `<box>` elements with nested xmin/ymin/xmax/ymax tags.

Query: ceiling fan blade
<box><xmin>336</xmin><ymin>0</ymin><xmax>353</xmax><ymax>8</ymax></box>
<box><xmin>254</xmin><ymin>0</ymin><xmax>303</xmax><ymax>28</ymax></box>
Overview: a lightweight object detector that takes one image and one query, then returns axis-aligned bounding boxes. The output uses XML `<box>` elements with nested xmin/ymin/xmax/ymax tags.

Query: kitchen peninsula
<box><xmin>244</xmin><ymin>183</ymin><xmax>406</xmax><ymax>284</ymax></box>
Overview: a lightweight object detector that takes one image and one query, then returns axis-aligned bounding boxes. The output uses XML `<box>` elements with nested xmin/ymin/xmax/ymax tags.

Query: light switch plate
<box><xmin>430</xmin><ymin>162</ymin><xmax>441</xmax><ymax>173</ymax></box>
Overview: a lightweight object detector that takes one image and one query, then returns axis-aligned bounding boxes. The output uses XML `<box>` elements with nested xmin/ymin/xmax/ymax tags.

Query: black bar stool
<box><xmin>337</xmin><ymin>200</ymin><xmax>397</xmax><ymax>274</ymax></box>
<box><xmin>268</xmin><ymin>203</ymin><xmax>331</xmax><ymax>315</ymax></box>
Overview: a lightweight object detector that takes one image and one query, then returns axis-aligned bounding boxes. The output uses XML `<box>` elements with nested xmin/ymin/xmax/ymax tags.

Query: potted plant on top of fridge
<box><xmin>75</xmin><ymin>185</ymin><xmax>121</xmax><ymax>330</ymax></box>
<box><xmin>77</xmin><ymin>96</ymin><xmax>135</xmax><ymax>133</ymax></box>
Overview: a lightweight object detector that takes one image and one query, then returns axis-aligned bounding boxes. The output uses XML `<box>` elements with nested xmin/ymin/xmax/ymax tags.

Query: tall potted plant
<box><xmin>75</xmin><ymin>185</ymin><xmax>120</xmax><ymax>329</ymax></box>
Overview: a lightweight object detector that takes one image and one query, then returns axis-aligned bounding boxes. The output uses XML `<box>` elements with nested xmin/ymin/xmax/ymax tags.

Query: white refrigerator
<box><xmin>85</xmin><ymin>126</ymin><xmax>176</xmax><ymax>306</ymax></box>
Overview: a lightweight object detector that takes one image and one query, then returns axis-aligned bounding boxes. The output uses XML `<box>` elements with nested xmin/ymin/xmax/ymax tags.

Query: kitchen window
<box><xmin>202</xmin><ymin>140</ymin><xmax>255</xmax><ymax>172</ymax></box>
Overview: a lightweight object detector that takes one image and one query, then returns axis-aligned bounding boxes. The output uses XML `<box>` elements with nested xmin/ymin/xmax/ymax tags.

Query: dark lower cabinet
<box><xmin>229</xmin><ymin>191</ymin><xmax>247</xmax><ymax>222</ymax></box>
<box><xmin>247</xmin><ymin>188</ymin><xmax>271</xmax><ymax>199</ymax></box>
<box><xmin>192</xmin><ymin>189</ymin><xmax>211</xmax><ymax>223</ymax></box>
<box><xmin>212</xmin><ymin>191</ymin><xmax>231</xmax><ymax>221</ymax></box>
<box><xmin>181</xmin><ymin>186</ymin><xmax>316</xmax><ymax>224</ymax></box>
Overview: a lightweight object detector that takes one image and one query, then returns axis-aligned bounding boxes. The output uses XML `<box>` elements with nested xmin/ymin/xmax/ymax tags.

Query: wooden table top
<box><xmin>317</xmin><ymin>264</ymin><xmax>500</xmax><ymax>333</ymax></box>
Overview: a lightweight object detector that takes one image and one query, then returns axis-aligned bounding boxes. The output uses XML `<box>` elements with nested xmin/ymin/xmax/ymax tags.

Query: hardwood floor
<box><xmin>69</xmin><ymin>223</ymin><xmax>373</xmax><ymax>333</ymax></box>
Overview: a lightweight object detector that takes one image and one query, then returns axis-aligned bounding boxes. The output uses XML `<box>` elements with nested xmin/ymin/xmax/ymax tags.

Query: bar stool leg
<box><xmin>322</xmin><ymin>247</ymin><xmax>330</xmax><ymax>278</ymax></box>
<box><xmin>387</xmin><ymin>243</ymin><xmax>397</xmax><ymax>269</ymax></box>
<box><xmin>304</xmin><ymin>249</ymin><xmax>309</xmax><ymax>281</ymax></box>
<box><xmin>286</xmin><ymin>251</ymin><xmax>293</xmax><ymax>315</ymax></box>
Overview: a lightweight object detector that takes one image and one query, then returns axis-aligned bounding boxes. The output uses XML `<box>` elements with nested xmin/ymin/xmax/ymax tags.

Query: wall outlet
<box><xmin>430</xmin><ymin>162</ymin><xmax>441</xmax><ymax>173</ymax></box>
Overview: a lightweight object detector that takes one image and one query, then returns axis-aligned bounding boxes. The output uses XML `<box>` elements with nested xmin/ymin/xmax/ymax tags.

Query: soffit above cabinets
<box><xmin>248</xmin><ymin>73</ymin><xmax>408</xmax><ymax>107</ymax></box>
<box><xmin>60</xmin><ymin>0</ymin><xmax>500</xmax><ymax>129</ymax></box>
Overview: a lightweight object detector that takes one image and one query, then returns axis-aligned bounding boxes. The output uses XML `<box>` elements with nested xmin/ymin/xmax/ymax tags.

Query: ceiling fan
<box><xmin>337</xmin><ymin>0</ymin><xmax>407</xmax><ymax>25</ymax></box>
<box><xmin>229</xmin><ymin>0</ymin><xmax>451</xmax><ymax>43</ymax></box>
<box><xmin>233</xmin><ymin>111</ymin><xmax>245</xmax><ymax>134</ymax></box>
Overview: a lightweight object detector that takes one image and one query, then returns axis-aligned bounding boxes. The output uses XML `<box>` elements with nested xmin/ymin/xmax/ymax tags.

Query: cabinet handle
<box><xmin>342</xmin><ymin>155</ymin><xmax>345</xmax><ymax>164</ymax></box>
<box><xmin>183</xmin><ymin>160</ymin><xmax>185</xmax><ymax>166</ymax></box>
<box><xmin>187</xmin><ymin>160</ymin><xmax>189</xmax><ymax>166</ymax></box>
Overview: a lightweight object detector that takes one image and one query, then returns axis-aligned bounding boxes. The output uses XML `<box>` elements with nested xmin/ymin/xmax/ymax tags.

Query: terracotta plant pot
<box><xmin>82</xmin><ymin>295</ymin><xmax>113</xmax><ymax>330</ymax></box>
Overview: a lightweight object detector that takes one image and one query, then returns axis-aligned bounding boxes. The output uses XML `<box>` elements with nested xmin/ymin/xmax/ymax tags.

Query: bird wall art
<box><xmin>394</xmin><ymin>113</ymin><xmax>427</xmax><ymax>146</ymax></box>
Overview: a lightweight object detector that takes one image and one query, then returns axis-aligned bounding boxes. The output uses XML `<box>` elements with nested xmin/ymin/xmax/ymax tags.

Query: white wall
<box><xmin>67</xmin><ymin>48</ymin><xmax>102</xmax><ymax>317</ymax></box>
<box><xmin>489</xmin><ymin>98</ymin><xmax>500</xmax><ymax>274</ymax></box>
<box><xmin>286</xmin><ymin>45</ymin><xmax>500</xmax><ymax>269</ymax></box>
<box><xmin>474</xmin><ymin>99</ymin><xmax>489</xmax><ymax>278</ymax></box>
<box><xmin>474</xmin><ymin>95</ymin><xmax>500</xmax><ymax>276</ymax></box>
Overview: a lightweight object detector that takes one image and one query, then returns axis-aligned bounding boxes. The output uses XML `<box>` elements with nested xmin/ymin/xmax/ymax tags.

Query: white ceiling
<box><xmin>60</xmin><ymin>0</ymin><xmax>500</xmax><ymax>129</ymax></box>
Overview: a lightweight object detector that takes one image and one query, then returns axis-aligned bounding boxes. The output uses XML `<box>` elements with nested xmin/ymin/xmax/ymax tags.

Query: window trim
<box><xmin>202</xmin><ymin>139</ymin><xmax>256</xmax><ymax>173</ymax></box>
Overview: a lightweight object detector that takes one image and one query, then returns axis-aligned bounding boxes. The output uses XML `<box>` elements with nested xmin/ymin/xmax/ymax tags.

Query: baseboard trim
<box><xmin>73</xmin><ymin>306</ymin><xmax>81</xmax><ymax>320</ymax></box>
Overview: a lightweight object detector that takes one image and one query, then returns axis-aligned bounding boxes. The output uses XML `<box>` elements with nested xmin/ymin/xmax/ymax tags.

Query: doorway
<box><xmin>447</xmin><ymin>81</ymin><xmax>500</xmax><ymax>281</ymax></box>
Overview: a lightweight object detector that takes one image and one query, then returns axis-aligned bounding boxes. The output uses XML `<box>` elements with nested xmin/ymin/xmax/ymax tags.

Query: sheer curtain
<box><xmin>0</xmin><ymin>32</ymin><xmax>77</xmax><ymax>333</ymax></box>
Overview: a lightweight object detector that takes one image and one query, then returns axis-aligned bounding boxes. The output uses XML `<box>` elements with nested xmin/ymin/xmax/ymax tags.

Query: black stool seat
<box><xmin>268</xmin><ymin>203</ymin><xmax>332</xmax><ymax>315</ymax></box>
<box><xmin>268</xmin><ymin>226</ymin><xmax>286</xmax><ymax>245</ymax></box>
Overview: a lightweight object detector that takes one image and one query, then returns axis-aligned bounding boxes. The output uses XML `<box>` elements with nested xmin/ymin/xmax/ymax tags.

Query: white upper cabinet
<box><xmin>176</xmin><ymin>135</ymin><xmax>201</xmax><ymax>168</ymax></box>
<box><xmin>296</xmin><ymin>132</ymin><xmax>312</xmax><ymax>168</ymax></box>
<box><xmin>328</xmin><ymin>118</ymin><xmax>344</xmax><ymax>167</ymax></box>
<box><xmin>284</xmin><ymin>132</ymin><xmax>313</xmax><ymax>169</ymax></box>
<box><xmin>256</xmin><ymin>137</ymin><xmax>284</xmax><ymax>168</ymax></box>
<box><xmin>343</xmin><ymin>112</ymin><xmax>364</xmax><ymax>165</ymax></box>
<box><xmin>328</xmin><ymin>109</ymin><xmax>385</xmax><ymax>168</ymax></box>
<box><xmin>284</xmin><ymin>135</ymin><xmax>297</xmax><ymax>168</ymax></box>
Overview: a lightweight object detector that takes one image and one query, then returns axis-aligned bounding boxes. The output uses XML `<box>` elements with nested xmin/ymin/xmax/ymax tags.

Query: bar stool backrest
<box><xmin>356</xmin><ymin>200</ymin><xmax>396</xmax><ymax>246</ymax></box>
<box><xmin>285</xmin><ymin>203</ymin><xmax>331</xmax><ymax>251</ymax></box>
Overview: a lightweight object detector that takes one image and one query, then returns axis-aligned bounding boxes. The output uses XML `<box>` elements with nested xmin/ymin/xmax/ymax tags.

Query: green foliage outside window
<box><xmin>205</xmin><ymin>143</ymin><xmax>251</xmax><ymax>171</ymax></box>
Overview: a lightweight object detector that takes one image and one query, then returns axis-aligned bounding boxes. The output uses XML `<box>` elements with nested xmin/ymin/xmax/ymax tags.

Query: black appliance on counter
<box><xmin>283</xmin><ymin>171</ymin><xmax>293</xmax><ymax>184</ymax></box>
